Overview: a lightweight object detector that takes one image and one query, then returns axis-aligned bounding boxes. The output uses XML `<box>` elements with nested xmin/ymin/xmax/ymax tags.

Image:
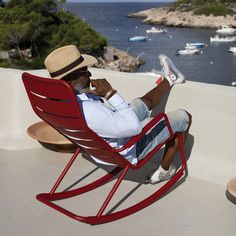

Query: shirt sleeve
<box><xmin>82</xmin><ymin>93</ymin><xmax>142</xmax><ymax>138</ymax></box>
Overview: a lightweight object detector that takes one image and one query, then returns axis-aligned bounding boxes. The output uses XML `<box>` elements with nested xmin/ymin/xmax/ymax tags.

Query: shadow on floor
<box><xmin>60</xmin><ymin>133</ymin><xmax>194</xmax><ymax>214</ymax></box>
<box><xmin>63</xmin><ymin>132</ymin><xmax>193</xmax><ymax>214</ymax></box>
<box><xmin>86</xmin><ymin>133</ymin><xmax>194</xmax><ymax>184</ymax></box>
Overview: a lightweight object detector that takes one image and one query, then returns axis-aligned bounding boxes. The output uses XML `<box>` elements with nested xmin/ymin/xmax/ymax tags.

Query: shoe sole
<box><xmin>159</xmin><ymin>54</ymin><xmax>185</xmax><ymax>83</ymax></box>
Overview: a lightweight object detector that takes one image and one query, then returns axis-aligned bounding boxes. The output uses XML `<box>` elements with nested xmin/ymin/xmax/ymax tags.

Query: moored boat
<box><xmin>210</xmin><ymin>35</ymin><xmax>236</xmax><ymax>42</ymax></box>
<box><xmin>228</xmin><ymin>47</ymin><xmax>236</xmax><ymax>53</ymax></box>
<box><xmin>185</xmin><ymin>45</ymin><xmax>199</xmax><ymax>50</ymax></box>
<box><xmin>128</xmin><ymin>36</ymin><xmax>147</xmax><ymax>42</ymax></box>
<box><xmin>186</xmin><ymin>42</ymin><xmax>205</xmax><ymax>48</ymax></box>
<box><xmin>216</xmin><ymin>26</ymin><xmax>235</xmax><ymax>35</ymax></box>
<box><xmin>176</xmin><ymin>48</ymin><xmax>200</xmax><ymax>55</ymax></box>
<box><xmin>146</xmin><ymin>27</ymin><xmax>167</xmax><ymax>34</ymax></box>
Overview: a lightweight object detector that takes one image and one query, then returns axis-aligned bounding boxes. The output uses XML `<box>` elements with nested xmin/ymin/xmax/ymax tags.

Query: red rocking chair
<box><xmin>22</xmin><ymin>72</ymin><xmax>187</xmax><ymax>225</ymax></box>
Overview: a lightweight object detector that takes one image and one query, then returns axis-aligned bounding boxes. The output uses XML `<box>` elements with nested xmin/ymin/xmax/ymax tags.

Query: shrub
<box><xmin>194</xmin><ymin>3</ymin><xmax>232</xmax><ymax>16</ymax></box>
<box><xmin>168</xmin><ymin>0</ymin><xmax>235</xmax><ymax>16</ymax></box>
<box><xmin>0</xmin><ymin>0</ymin><xmax>107</xmax><ymax>69</ymax></box>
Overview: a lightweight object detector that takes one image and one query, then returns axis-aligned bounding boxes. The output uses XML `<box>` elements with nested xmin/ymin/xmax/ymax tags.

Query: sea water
<box><xmin>67</xmin><ymin>2</ymin><xmax>236</xmax><ymax>87</ymax></box>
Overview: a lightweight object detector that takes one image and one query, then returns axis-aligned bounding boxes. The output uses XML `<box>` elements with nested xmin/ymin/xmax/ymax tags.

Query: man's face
<box><xmin>70</xmin><ymin>75</ymin><xmax>91</xmax><ymax>93</ymax></box>
<box><xmin>62</xmin><ymin>67</ymin><xmax>92</xmax><ymax>93</ymax></box>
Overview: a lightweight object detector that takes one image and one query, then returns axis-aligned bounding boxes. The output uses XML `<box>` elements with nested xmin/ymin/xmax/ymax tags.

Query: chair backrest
<box><xmin>22</xmin><ymin>72</ymin><xmax>131</xmax><ymax>166</ymax></box>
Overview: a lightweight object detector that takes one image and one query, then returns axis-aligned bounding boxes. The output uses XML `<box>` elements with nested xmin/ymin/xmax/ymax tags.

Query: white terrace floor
<box><xmin>1</xmin><ymin>148</ymin><xmax>235</xmax><ymax>236</ymax></box>
<box><xmin>0</xmin><ymin>68</ymin><xmax>236</xmax><ymax>235</ymax></box>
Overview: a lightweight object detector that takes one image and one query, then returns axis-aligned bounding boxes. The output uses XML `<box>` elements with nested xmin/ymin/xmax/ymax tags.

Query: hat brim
<box><xmin>53</xmin><ymin>54</ymin><xmax>97</xmax><ymax>80</ymax></box>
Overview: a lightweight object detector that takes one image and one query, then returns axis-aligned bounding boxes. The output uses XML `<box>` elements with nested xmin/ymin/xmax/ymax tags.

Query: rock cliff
<box><xmin>129</xmin><ymin>7</ymin><xmax>236</xmax><ymax>29</ymax></box>
<box><xmin>95</xmin><ymin>46</ymin><xmax>143</xmax><ymax>73</ymax></box>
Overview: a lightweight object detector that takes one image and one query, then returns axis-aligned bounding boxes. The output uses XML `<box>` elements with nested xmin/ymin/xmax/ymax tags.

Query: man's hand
<box><xmin>88</xmin><ymin>79</ymin><xmax>115</xmax><ymax>98</ymax></box>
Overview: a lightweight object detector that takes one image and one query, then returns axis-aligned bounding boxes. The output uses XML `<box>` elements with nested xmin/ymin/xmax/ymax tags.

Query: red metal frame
<box><xmin>22</xmin><ymin>72</ymin><xmax>187</xmax><ymax>225</ymax></box>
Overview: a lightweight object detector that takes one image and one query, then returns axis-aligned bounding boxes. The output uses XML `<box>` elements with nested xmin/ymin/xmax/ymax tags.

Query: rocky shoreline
<box><xmin>129</xmin><ymin>7</ymin><xmax>236</xmax><ymax>29</ymax></box>
<box><xmin>95</xmin><ymin>46</ymin><xmax>143</xmax><ymax>73</ymax></box>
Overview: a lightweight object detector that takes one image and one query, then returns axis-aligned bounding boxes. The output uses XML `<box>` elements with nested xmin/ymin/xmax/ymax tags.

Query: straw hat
<box><xmin>44</xmin><ymin>45</ymin><xmax>97</xmax><ymax>80</ymax></box>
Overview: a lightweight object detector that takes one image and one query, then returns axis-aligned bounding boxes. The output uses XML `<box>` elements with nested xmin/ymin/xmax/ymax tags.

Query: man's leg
<box><xmin>140</xmin><ymin>78</ymin><xmax>170</xmax><ymax>110</ymax></box>
<box><xmin>133</xmin><ymin>55</ymin><xmax>189</xmax><ymax>184</ymax></box>
<box><xmin>146</xmin><ymin>110</ymin><xmax>192</xmax><ymax>184</ymax></box>
<box><xmin>140</xmin><ymin>54</ymin><xmax>185</xmax><ymax>110</ymax></box>
<box><xmin>161</xmin><ymin>116</ymin><xmax>191</xmax><ymax>170</ymax></box>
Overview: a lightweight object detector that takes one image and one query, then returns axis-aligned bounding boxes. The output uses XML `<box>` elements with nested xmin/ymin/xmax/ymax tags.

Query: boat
<box><xmin>216</xmin><ymin>26</ymin><xmax>235</xmax><ymax>35</ymax></box>
<box><xmin>228</xmin><ymin>47</ymin><xmax>236</xmax><ymax>53</ymax></box>
<box><xmin>176</xmin><ymin>48</ymin><xmax>200</xmax><ymax>55</ymax></box>
<box><xmin>146</xmin><ymin>27</ymin><xmax>167</xmax><ymax>34</ymax></box>
<box><xmin>176</xmin><ymin>43</ymin><xmax>201</xmax><ymax>55</ymax></box>
<box><xmin>210</xmin><ymin>35</ymin><xmax>236</xmax><ymax>42</ymax></box>
<box><xmin>185</xmin><ymin>44</ymin><xmax>199</xmax><ymax>50</ymax></box>
<box><xmin>128</xmin><ymin>36</ymin><xmax>147</xmax><ymax>42</ymax></box>
<box><xmin>186</xmin><ymin>42</ymin><xmax>205</xmax><ymax>48</ymax></box>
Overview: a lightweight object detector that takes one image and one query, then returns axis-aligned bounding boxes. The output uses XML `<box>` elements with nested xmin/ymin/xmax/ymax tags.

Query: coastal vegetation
<box><xmin>169</xmin><ymin>0</ymin><xmax>236</xmax><ymax>16</ymax></box>
<box><xmin>129</xmin><ymin>0</ymin><xmax>236</xmax><ymax>29</ymax></box>
<box><xmin>0</xmin><ymin>0</ymin><xmax>107</xmax><ymax>69</ymax></box>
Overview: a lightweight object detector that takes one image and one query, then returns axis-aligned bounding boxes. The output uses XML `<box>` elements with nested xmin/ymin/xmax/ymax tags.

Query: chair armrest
<box><xmin>111</xmin><ymin>112</ymin><xmax>174</xmax><ymax>153</ymax></box>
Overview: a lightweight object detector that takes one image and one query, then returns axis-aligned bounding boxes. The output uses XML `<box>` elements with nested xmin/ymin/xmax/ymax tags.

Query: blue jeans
<box><xmin>131</xmin><ymin>98</ymin><xmax>190</xmax><ymax>160</ymax></box>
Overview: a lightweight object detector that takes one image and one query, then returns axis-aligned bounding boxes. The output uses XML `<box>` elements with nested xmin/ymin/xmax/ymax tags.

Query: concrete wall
<box><xmin>0</xmin><ymin>67</ymin><xmax>235</xmax><ymax>185</ymax></box>
<box><xmin>0</xmin><ymin>68</ymin><xmax>47</xmax><ymax>149</ymax></box>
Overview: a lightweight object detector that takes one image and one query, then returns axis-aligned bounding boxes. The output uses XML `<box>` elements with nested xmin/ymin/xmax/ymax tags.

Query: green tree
<box><xmin>0</xmin><ymin>0</ymin><xmax>107</xmax><ymax>69</ymax></box>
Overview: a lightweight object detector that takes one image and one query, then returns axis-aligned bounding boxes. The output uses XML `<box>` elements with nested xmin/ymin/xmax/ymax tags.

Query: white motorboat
<box><xmin>176</xmin><ymin>48</ymin><xmax>200</xmax><ymax>55</ymax></box>
<box><xmin>185</xmin><ymin>45</ymin><xmax>199</xmax><ymax>50</ymax></box>
<box><xmin>186</xmin><ymin>42</ymin><xmax>205</xmax><ymax>48</ymax></box>
<box><xmin>146</xmin><ymin>27</ymin><xmax>167</xmax><ymax>34</ymax></box>
<box><xmin>210</xmin><ymin>35</ymin><xmax>236</xmax><ymax>42</ymax></box>
<box><xmin>228</xmin><ymin>47</ymin><xmax>236</xmax><ymax>53</ymax></box>
<box><xmin>128</xmin><ymin>36</ymin><xmax>147</xmax><ymax>42</ymax></box>
<box><xmin>216</xmin><ymin>26</ymin><xmax>235</xmax><ymax>35</ymax></box>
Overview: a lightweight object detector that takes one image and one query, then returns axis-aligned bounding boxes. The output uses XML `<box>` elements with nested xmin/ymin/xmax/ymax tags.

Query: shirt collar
<box><xmin>76</xmin><ymin>93</ymin><xmax>101</xmax><ymax>102</ymax></box>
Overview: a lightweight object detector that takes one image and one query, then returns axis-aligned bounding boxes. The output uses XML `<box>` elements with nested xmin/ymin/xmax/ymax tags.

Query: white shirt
<box><xmin>76</xmin><ymin>93</ymin><xmax>142</xmax><ymax>164</ymax></box>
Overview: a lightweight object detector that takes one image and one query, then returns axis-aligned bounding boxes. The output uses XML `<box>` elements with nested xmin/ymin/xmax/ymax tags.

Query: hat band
<box><xmin>50</xmin><ymin>56</ymin><xmax>84</xmax><ymax>78</ymax></box>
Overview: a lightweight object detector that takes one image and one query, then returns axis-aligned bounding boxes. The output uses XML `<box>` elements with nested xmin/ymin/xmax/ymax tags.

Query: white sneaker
<box><xmin>159</xmin><ymin>54</ymin><xmax>185</xmax><ymax>86</ymax></box>
<box><xmin>146</xmin><ymin>165</ymin><xmax>176</xmax><ymax>184</ymax></box>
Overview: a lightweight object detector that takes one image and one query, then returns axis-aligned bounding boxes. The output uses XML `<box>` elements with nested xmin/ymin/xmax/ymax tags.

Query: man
<box><xmin>44</xmin><ymin>45</ymin><xmax>191</xmax><ymax>184</ymax></box>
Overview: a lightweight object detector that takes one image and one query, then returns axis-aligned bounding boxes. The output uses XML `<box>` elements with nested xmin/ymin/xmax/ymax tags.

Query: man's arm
<box><xmin>88</xmin><ymin>78</ymin><xmax>116</xmax><ymax>99</ymax></box>
<box><xmin>85</xmin><ymin>79</ymin><xmax>142</xmax><ymax>138</ymax></box>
